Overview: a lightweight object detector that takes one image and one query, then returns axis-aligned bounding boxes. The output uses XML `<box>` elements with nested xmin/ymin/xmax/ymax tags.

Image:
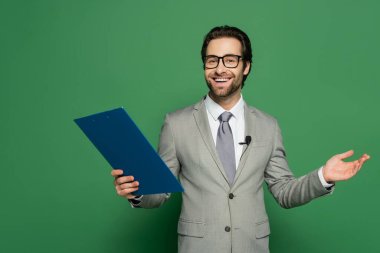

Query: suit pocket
<box><xmin>255</xmin><ymin>218</ymin><xmax>270</xmax><ymax>239</ymax></box>
<box><xmin>177</xmin><ymin>218</ymin><xmax>205</xmax><ymax>238</ymax></box>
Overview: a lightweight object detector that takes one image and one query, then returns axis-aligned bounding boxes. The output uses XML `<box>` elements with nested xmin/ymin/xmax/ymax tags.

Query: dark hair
<box><xmin>201</xmin><ymin>25</ymin><xmax>253</xmax><ymax>86</ymax></box>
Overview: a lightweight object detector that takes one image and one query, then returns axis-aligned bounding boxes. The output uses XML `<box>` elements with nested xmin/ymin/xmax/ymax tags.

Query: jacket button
<box><xmin>229</xmin><ymin>193</ymin><xmax>234</xmax><ymax>199</ymax></box>
<box><xmin>225</xmin><ymin>226</ymin><xmax>231</xmax><ymax>232</ymax></box>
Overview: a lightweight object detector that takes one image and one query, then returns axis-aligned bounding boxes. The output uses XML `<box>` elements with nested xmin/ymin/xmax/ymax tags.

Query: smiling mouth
<box><xmin>213</xmin><ymin>77</ymin><xmax>231</xmax><ymax>83</ymax></box>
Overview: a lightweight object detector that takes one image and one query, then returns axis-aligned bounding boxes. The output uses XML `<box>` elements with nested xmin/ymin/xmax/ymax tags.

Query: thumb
<box><xmin>336</xmin><ymin>150</ymin><xmax>354</xmax><ymax>160</ymax></box>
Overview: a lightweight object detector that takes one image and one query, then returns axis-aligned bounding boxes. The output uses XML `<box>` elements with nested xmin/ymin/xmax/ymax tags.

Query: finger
<box><xmin>356</xmin><ymin>156</ymin><xmax>368</xmax><ymax>168</ymax></box>
<box><xmin>356</xmin><ymin>155</ymin><xmax>369</xmax><ymax>171</ymax></box>
<box><xmin>116</xmin><ymin>187</ymin><xmax>133</xmax><ymax>196</ymax></box>
<box><xmin>120</xmin><ymin>181</ymin><xmax>139</xmax><ymax>190</ymax></box>
<box><xmin>362</xmin><ymin>154</ymin><xmax>371</xmax><ymax>161</ymax></box>
<box><xmin>115</xmin><ymin>184</ymin><xmax>122</xmax><ymax>192</ymax></box>
<box><xmin>116</xmin><ymin>176</ymin><xmax>135</xmax><ymax>185</ymax></box>
<box><xmin>113</xmin><ymin>173</ymin><xmax>125</xmax><ymax>186</ymax></box>
<box><xmin>356</xmin><ymin>161</ymin><xmax>364</xmax><ymax>172</ymax></box>
<box><xmin>119</xmin><ymin>187</ymin><xmax>139</xmax><ymax>196</ymax></box>
<box><xmin>354</xmin><ymin>160</ymin><xmax>360</xmax><ymax>170</ymax></box>
<box><xmin>354</xmin><ymin>161</ymin><xmax>363</xmax><ymax>175</ymax></box>
<box><xmin>111</xmin><ymin>169</ymin><xmax>123</xmax><ymax>177</ymax></box>
<box><xmin>336</xmin><ymin>150</ymin><xmax>354</xmax><ymax>160</ymax></box>
<box><xmin>359</xmin><ymin>156</ymin><xmax>367</xmax><ymax>163</ymax></box>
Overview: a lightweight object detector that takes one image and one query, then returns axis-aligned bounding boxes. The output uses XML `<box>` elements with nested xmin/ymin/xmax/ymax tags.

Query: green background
<box><xmin>1</xmin><ymin>0</ymin><xmax>379</xmax><ymax>252</ymax></box>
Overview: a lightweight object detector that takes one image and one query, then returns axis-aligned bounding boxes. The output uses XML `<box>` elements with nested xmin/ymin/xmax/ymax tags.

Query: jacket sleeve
<box><xmin>135</xmin><ymin>113</ymin><xmax>181</xmax><ymax>208</ymax></box>
<box><xmin>264</xmin><ymin>119</ymin><xmax>332</xmax><ymax>209</ymax></box>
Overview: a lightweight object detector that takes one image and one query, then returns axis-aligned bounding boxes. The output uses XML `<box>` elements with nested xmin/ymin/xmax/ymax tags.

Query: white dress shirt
<box><xmin>204</xmin><ymin>94</ymin><xmax>333</xmax><ymax>188</ymax></box>
<box><xmin>130</xmin><ymin>94</ymin><xmax>333</xmax><ymax>207</ymax></box>
<box><xmin>204</xmin><ymin>94</ymin><xmax>245</xmax><ymax>169</ymax></box>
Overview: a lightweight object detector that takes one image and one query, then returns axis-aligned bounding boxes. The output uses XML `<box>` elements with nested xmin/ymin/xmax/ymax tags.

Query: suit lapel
<box><xmin>232</xmin><ymin>103</ymin><xmax>257</xmax><ymax>187</ymax></box>
<box><xmin>193</xmin><ymin>99</ymin><xmax>230</xmax><ymax>187</ymax></box>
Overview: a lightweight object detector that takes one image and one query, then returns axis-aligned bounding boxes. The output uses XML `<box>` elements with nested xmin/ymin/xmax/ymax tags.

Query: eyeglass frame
<box><xmin>203</xmin><ymin>54</ymin><xmax>243</xmax><ymax>69</ymax></box>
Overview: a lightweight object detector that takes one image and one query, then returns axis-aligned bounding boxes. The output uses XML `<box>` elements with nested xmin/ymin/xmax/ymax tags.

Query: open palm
<box><xmin>323</xmin><ymin>150</ymin><xmax>370</xmax><ymax>183</ymax></box>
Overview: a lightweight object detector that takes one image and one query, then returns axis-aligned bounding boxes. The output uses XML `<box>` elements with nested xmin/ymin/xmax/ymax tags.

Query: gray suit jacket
<box><xmin>136</xmin><ymin>98</ymin><xmax>331</xmax><ymax>253</ymax></box>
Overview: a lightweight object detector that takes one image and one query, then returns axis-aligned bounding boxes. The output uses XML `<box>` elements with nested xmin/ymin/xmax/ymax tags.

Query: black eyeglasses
<box><xmin>204</xmin><ymin>54</ymin><xmax>242</xmax><ymax>69</ymax></box>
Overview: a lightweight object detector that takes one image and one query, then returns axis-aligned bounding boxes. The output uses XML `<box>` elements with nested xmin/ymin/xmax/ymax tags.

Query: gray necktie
<box><xmin>216</xmin><ymin>111</ymin><xmax>236</xmax><ymax>185</ymax></box>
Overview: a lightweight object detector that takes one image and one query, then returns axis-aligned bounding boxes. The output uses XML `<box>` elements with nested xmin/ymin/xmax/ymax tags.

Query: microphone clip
<box><xmin>239</xmin><ymin>136</ymin><xmax>252</xmax><ymax>145</ymax></box>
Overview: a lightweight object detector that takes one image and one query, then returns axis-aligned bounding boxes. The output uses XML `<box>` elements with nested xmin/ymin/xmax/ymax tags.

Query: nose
<box><xmin>215</xmin><ymin>58</ymin><xmax>227</xmax><ymax>74</ymax></box>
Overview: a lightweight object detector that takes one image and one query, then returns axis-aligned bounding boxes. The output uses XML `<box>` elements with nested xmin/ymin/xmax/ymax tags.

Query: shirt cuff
<box><xmin>318</xmin><ymin>166</ymin><xmax>334</xmax><ymax>188</ymax></box>
<box><xmin>128</xmin><ymin>195</ymin><xmax>143</xmax><ymax>208</ymax></box>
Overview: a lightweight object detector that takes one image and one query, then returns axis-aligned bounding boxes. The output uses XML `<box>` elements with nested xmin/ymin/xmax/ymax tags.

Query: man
<box><xmin>111</xmin><ymin>26</ymin><xmax>370</xmax><ymax>253</ymax></box>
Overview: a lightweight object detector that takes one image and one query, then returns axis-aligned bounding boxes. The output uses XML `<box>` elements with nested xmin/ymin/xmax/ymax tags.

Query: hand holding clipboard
<box><xmin>74</xmin><ymin>107</ymin><xmax>184</xmax><ymax>196</ymax></box>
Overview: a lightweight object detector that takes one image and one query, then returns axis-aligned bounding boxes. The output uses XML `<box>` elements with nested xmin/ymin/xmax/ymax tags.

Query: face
<box><xmin>204</xmin><ymin>37</ymin><xmax>250</xmax><ymax>99</ymax></box>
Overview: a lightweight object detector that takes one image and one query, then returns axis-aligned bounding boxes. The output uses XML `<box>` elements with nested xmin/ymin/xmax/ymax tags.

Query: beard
<box><xmin>206</xmin><ymin>76</ymin><xmax>242</xmax><ymax>99</ymax></box>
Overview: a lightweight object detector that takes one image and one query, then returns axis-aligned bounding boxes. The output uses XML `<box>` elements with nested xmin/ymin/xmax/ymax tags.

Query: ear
<box><xmin>243</xmin><ymin>61</ymin><xmax>251</xmax><ymax>75</ymax></box>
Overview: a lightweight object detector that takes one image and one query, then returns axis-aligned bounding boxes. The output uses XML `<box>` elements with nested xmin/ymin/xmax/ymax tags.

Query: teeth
<box><xmin>215</xmin><ymin>78</ymin><xmax>229</xmax><ymax>82</ymax></box>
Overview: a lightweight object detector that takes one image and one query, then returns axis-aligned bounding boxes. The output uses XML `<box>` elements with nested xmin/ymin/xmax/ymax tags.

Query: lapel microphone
<box><xmin>239</xmin><ymin>136</ymin><xmax>252</xmax><ymax>146</ymax></box>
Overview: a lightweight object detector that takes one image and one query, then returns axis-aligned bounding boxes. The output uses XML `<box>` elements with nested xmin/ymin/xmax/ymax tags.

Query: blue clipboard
<box><xmin>74</xmin><ymin>107</ymin><xmax>184</xmax><ymax>195</ymax></box>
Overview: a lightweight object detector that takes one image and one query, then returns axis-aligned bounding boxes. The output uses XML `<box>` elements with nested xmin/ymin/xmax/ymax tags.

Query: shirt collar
<box><xmin>205</xmin><ymin>94</ymin><xmax>245</xmax><ymax>121</ymax></box>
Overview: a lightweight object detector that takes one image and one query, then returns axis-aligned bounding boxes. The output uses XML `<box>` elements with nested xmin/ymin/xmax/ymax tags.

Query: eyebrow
<box><xmin>205</xmin><ymin>54</ymin><xmax>241</xmax><ymax>57</ymax></box>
